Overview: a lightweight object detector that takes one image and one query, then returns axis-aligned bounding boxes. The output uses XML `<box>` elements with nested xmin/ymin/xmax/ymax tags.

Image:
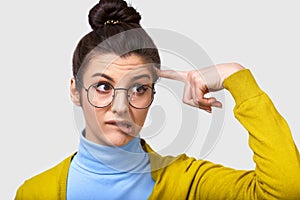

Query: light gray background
<box><xmin>1</xmin><ymin>1</ymin><xmax>299</xmax><ymax>199</ymax></box>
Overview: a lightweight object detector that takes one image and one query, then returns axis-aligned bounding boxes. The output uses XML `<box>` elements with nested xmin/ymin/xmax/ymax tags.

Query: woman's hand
<box><xmin>155</xmin><ymin>63</ymin><xmax>245</xmax><ymax>113</ymax></box>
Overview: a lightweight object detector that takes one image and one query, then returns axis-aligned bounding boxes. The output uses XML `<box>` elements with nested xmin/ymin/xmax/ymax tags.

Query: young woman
<box><xmin>15</xmin><ymin>0</ymin><xmax>300</xmax><ymax>199</ymax></box>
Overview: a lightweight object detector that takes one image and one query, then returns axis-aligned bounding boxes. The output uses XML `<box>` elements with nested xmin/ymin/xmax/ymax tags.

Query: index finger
<box><xmin>155</xmin><ymin>68</ymin><xmax>186</xmax><ymax>82</ymax></box>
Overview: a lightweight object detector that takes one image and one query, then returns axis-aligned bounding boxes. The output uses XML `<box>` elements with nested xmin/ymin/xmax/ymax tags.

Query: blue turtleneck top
<box><xmin>66</xmin><ymin>132</ymin><xmax>155</xmax><ymax>200</ymax></box>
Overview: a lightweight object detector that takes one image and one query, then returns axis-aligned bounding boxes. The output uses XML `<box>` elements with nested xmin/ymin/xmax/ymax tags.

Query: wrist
<box><xmin>216</xmin><ymin>63</ymin><xmax>245</xmax><ymax>85</ymax></box>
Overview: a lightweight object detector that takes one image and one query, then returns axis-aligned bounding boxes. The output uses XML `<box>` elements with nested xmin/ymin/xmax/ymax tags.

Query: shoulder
<box><xmin>141</xmin><ymin>138</ymin><xmax>208</xmax><ymax>178</ymax></box>
<box><xmin>15</xmin><ymin>153</ymin><xmax>76</xmax><ymax>200</ymax></box>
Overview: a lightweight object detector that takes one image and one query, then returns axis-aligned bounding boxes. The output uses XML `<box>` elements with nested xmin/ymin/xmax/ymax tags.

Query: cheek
<box><xmin>81</xmin><ymin>96</ymin><xmax>106</xmax><ymax>125</ymax></box>
<box><xmin>131</xmin><ymin>108</ymin><xmax>149</xmax><ymax>127</ymax></box>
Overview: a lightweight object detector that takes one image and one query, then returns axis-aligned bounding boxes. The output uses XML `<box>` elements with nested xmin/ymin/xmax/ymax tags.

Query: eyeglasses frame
<box><xmin>75</xmin><ymin>77</ymin><xmax>156</xmax><ymax>109</ymax></box>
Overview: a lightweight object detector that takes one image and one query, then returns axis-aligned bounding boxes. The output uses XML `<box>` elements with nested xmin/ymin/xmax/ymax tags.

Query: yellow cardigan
<box><xmin>15</xmin><ymin>69</ymin><xmax>300</xmax><ymax>199</ymax></box>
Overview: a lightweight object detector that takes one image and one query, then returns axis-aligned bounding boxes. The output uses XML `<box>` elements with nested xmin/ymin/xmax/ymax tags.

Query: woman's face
<box><xmin>71</xmin><ymin>53</ymin><xmax>155</xmax><ymax>146</ymax></box>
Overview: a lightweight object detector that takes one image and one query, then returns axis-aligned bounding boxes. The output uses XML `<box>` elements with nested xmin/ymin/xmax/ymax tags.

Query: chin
<box><xmin>108</xmin><ymin>138</ymin><xmax>133</xmax><ymax>147</ymax></box>
<box><xmin>104</xmin><ymin>132</ymin><xmax>135</xmax><ymax>147</ymax></box>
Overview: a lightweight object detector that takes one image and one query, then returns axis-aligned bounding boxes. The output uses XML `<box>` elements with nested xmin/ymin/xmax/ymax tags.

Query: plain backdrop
<box><xmin>1</xmin><ymin>1</ymin><xmax>299</xmax><ymax>199</ymax></box>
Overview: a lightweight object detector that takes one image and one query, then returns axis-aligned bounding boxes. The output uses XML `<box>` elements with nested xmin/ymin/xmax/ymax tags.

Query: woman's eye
<box><xmin>132</xmin><ymin>84</ymin><xmax>148</xmax><ymax>93</ymax></box>
<box><xmin>96</xmin><ymin>82</ymin><xmax>112</xmax><ymax>93</ymax></box>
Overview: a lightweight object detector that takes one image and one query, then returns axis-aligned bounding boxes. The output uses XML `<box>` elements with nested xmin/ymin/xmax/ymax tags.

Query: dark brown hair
<box><xmin>72</xmin><ymin>0</ymin><xmax>160</xmax><ymax>82</ymax></box>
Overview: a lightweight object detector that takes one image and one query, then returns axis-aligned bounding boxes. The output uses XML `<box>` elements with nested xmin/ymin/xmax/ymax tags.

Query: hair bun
<box><xmin>88</xmin><ymin>0</ymin><xmax>141</xmax><ymax>30</ymax></box>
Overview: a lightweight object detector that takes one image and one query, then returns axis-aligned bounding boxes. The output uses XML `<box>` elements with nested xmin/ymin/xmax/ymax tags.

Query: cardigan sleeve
<box><xmin>148</xmin><ymin>69</ymin><xmax>300</xmax><ymax>200</ymax></box>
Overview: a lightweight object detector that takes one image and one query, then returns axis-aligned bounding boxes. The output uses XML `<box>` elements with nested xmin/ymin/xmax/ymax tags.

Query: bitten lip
<box><xmin>105</xmin><ymin>119</ymin><xmax>133</xmax><ymax>127</ymax></box>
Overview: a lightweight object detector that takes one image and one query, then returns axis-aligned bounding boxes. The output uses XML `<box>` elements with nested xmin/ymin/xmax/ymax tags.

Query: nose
<box><xmin>111</xmin><ymin>89</ymin><xmax>129</xmax><ymax>114</ymax></box>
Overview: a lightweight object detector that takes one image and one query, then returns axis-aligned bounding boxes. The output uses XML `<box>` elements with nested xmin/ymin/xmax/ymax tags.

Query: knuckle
<box><xmin>187</xmin><ymin>71</ymin><xmax>196</xmax><ymax>80</ymax></box>
<box><xmin>191</xmin><ymin>72</ymin><xmax>198</xmax><ymax>79</ymax></box>
<box><xmin>194</xmin><ymin>96</ymin><xmax>201</xmax><ymax>103</ymax></box>
<box><xmin>193</xmin><ymin>77</ymin><xmax>200</xmax><ymax>85</ymax></box>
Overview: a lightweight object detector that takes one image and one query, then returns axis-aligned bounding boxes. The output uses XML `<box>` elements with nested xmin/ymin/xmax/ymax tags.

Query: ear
<box><xmin>70</xmin><ymin>78</ymin><xmax>81</xmax><ymax>106</ymax></box>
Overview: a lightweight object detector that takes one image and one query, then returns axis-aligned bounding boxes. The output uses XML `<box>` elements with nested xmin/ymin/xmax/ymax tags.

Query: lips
<box><xmin>105</xmin><ymin>120</ymin><xmax>133</xmax><ymax>134</ymax></box>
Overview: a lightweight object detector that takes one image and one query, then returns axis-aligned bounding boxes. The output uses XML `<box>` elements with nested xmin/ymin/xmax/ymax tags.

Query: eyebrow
<box><xmin>91</xmin><ymin>73</ymin><xmax>115</xmax><ymax>83</ymax></box>
<box><xmin>91</xmin><ymin>73</ymin><xmax>151</xmax><ymax>83</ymax></box>
<box><xmin>131</xmin><ymin>74</ymin><xmax>151</xmax><ymax>82</ymax></box>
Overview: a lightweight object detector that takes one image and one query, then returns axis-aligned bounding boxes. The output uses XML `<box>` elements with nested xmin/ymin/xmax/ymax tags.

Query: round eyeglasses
<box><xmin>77</xmin><ymin>80</ymin><xmax>156</xmax><ymax>109</ymax></box>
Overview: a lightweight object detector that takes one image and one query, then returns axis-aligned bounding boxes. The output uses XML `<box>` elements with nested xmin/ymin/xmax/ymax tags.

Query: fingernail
<box><xmin>211</xmin><ymin>101</ymin><xmax>222</xmax><ymax>108</ymax></box>
<box><xmin>205</xmin><ymin>109</ymin><xmax>212</xmax><ymax>113</ymax></box>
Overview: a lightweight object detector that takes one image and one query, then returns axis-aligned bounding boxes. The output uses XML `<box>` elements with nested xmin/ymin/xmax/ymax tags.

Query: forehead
<box><xmin>83</xmin><ymin>53</ymin><xmax>153</xmax><ymax>82</ymax></box>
